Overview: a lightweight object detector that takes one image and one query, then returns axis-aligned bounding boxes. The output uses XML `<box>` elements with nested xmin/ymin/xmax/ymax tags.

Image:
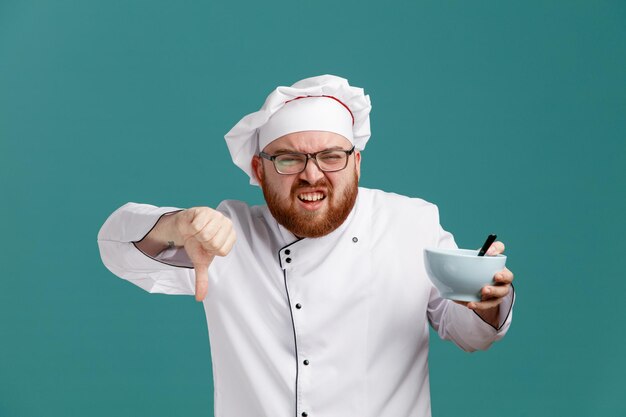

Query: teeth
<box><xmin>298</xmin><ymin>192</ymin><xmax>325</xmax><ymax>202</ymax></box>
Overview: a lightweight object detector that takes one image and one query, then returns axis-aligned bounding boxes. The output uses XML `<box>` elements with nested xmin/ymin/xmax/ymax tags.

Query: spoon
<box><xmin>477</xmin><ymin>234</ymin><xmax>497</xmax><ymax>257</ymax></box>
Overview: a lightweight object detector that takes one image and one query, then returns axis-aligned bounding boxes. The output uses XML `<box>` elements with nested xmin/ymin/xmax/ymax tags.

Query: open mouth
<box><xmin>297</xmin><ymin>192</ymin><xmax>326</xmax><ymax>202</ymax></box>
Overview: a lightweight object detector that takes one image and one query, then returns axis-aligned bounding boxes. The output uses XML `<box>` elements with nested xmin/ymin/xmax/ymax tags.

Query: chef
<box><xmin>97</xmin><ymin>74</ymin><xmax>515</xmax><ymax>417</ymax></box>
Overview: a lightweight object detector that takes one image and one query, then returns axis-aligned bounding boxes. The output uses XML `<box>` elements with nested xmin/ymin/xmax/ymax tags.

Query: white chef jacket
<box><xmin>97</xmin><ymin>187</ymin><xmax>514</xmax><ymax>417</ymax></box>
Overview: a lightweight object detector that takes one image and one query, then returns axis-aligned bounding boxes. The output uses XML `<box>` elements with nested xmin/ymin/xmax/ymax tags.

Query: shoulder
<box><xmin>215</xmin><ymin>199</ymin><xmax>252</xmax><ymax>216</ymax></box>
<box><xmin>358</xmin><ymin>187</ymin><xmax>440</xmax><ymax>218</ymax></box>
<box><xmin>357</xmin><ymin>187</ymin><xmax>446</xmax><ymax>246</ymax></box>
<box><xmin>215</xmin><ymin>199</ymin><xmax>272</xmax><ymax>228</ymax></box>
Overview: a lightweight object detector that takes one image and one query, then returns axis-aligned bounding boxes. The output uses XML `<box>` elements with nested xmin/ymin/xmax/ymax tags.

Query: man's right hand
<box><xmin>136</xmin><ymin>207</ymin><xmax>236</xmax><ymax>302</ymax></box>
<box><xmin>174</xmin><ymin>208</ymin><xmax>236</xmax><ymax>301</ymax></box>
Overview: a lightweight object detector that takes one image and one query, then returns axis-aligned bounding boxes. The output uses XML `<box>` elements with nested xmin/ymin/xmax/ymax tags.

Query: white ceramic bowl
<box><xmin>423</xmin><ymin>248</ymin><xmax>507</xmax><ymax>302</ymax></box>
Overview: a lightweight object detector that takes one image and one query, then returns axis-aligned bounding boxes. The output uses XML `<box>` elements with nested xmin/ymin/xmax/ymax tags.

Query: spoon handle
<box><xmin>477</xmin><ymin>234</ymin><xmax>497</xmax><ymax>257</ymax></box>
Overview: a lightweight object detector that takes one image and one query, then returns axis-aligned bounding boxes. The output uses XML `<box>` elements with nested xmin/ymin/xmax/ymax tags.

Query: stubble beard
<box><xmin>261</xmin><ymin>170</ymin><xmax>359</xmax><ymax>238</ymax></box>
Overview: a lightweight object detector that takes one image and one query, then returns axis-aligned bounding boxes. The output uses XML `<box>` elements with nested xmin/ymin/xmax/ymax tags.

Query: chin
<box><xmin>261</xmin><ymin>170</ymin><xmax>359</xmax><ymax>239</ymax></box>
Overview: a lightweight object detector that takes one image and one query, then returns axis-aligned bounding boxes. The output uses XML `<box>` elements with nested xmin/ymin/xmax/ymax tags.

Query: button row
<box><xmin>284</xmin><ymin>247</ymin><xmax>310</xmax><ymax>417</ymax></box>
<box><xmin>297</xmin><ymin>298</ymin><xmax>307</xmax><ymax>417</ymax></box>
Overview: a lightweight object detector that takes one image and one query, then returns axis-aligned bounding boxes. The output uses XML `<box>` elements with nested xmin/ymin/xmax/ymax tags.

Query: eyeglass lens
<box><xmin>274</xmin><ymin>150</ymin><xmax>349</xmax><ymax>174</ymax></box>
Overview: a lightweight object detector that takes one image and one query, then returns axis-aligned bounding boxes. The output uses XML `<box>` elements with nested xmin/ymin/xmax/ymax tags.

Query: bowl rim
<box><xmin>424</xmin><ymin>247</ymin><xmax>507</xmax><ymax>259</ymax></box>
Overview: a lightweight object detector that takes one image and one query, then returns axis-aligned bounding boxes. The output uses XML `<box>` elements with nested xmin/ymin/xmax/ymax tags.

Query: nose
<box><xmin>298</xmin><ymin>156</ymin><xmax>325</xmax><ymax>184</ymax></box>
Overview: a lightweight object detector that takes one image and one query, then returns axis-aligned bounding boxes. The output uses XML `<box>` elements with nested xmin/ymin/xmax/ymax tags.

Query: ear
<box><xmin>251</xmin><ymin>155</ymin><xmax>263</xmax><ymax>185</ymax></box>
<box><xmin>354</xmin><ymin>150</ymin><xmax>362</xmax><ymax>180</ymax></box>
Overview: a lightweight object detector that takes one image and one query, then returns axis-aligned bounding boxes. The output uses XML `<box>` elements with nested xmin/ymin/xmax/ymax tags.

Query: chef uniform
<box><xmin>98</xmin><ymin>75</ymin><xmax>514</xmax><ymax>417</ymax></box>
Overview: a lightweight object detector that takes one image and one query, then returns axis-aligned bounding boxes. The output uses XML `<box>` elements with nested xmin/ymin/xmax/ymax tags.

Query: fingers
<box><xmin>176</xmin><ymin>207</ymin><xmax>236</xmax><ymax>301</ymax></box>
<box><xmin>481</xmin><ymin>283</ymin><xmax>510</xmax><ymax>300</ymax></box>
<box><xmin>219</xmin><ymin>229</ymin><xmax>237</xmax><ymax>257</ymax></box>
<box><xmin>457</xmin><ymin>242</ymin><xmax>513</xmax><ymax>312</ymax></box>
<box><xmin>494</xmin><ymin>267</ymin><xmax>514</xmax><ymax>285</ymax></box>
<box><xmin>189</xmin><ymin>210</ymin><xmax>223</xmax><ymax>243</ymax></box>
<box><xmin>204</xmin><ymin>220</ymin><xmax>236</xmax><ymax>257</ymax></box>
<box><xmin>455</xmin><ymin>270</ymin><xmax>513</xmax><ymax>311</ymax></box>
<box><xmin>467</xmin><ymin>297</ymin><xmax>503</xmax><ymax>310</ymax></box>
<box><xmin>179</xmin><ymin>207</ymin><xmax>236</xmax><ymax>256</ymax></box>
<box><xmin>178</xmin><ymin>207</ymin><xmax>220</xmax><ymax>239</ymax></box>
<box><xmin>455</xmin><ymin>285</ymin><xmax>509</xmax><ymax>311</ymax></box>
<box><xmin>191</xmin><ymin>230</ymin><xmax>234</xmax><ymax>302</ymax></box>
<box><xmin>177</xmin><ymin>207</ymin><xmax>237</xmax><ymax>303</ymax></box>
<box><xmin>486</xmin><ymin>241</ymin><xmax>505</xmax><ymax>256</ymax></box>
<box><xmin>191</xmin><ymin>227</ymin><xmax>235</xmax><ymax>303</ymax></box>
<box><xmin>466</xmin><ymin>276</ymin><xmax>513</xmax><ymax>310</ymax></box>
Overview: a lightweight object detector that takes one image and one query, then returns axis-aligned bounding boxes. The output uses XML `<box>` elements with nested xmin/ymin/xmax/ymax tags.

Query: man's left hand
<box><xmin>455</xmin><ymin>241</ymin><xmax>514</xmax><ymax>328</ymax></box>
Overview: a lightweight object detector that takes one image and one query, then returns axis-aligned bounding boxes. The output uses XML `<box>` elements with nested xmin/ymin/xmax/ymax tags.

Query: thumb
<box><xmin>193</xmin><ymin>261</ymin><xmax>210</xmax><ymax>302</ymax></box>
<box><xmin>487</xmin><ymin>241</ymin><xmax>505</xmax><ymax>256</ymax></box>
<box><xmin>184</xmin><ymin>238</ymin><xmax>215</xmax><ymax>302</ymax></box>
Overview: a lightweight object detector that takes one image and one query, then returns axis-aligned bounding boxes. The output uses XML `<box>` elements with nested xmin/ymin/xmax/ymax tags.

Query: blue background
<box><xmin>1</xmin><ymin>1</ymin><xmax>625</xmax><ymax>416</ymax></box>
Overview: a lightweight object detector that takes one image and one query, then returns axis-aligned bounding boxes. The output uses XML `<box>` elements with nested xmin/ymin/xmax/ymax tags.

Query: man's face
<box><xmin>252</xmin><ymin>131</ymin><xmax>361</xmax><ymax>238</ymax></box>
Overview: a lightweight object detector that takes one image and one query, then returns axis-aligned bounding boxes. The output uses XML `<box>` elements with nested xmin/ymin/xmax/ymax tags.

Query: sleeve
<box><xmin>97</xmin><ymin>202</ymin><xmax>197</xmax><ymax>295</ymax></box>
<box><xmin>426</xmin><ymin>217</ymin><xmax>515</xmax><ymax>352</ymax></box>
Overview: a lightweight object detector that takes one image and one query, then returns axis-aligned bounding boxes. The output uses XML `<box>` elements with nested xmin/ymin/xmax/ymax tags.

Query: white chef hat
<box><xmin>224</xmin><ymin>74</ymin><xmax>372</xmax><ymax>186</ymax></box>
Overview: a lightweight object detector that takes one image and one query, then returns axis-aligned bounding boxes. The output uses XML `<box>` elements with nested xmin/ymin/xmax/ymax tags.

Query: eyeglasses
<box><xmin>259</xmin><ymin>146</ymin><xmax>356</xmax><ymax>175</ymax></box>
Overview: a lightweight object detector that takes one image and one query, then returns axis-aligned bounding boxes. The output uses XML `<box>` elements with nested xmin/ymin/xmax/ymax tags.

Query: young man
<box><xmin>98</xmin><ymin>75</ymin><xmax>515</xmax><ymax>417</ymax></box>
